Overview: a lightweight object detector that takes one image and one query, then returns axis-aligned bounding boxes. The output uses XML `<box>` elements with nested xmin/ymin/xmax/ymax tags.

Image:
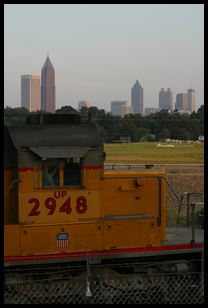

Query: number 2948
<box><xmin>28</xmin><ymin>196</ymin><xmax>87</xmax><ymax>216</ymax></box>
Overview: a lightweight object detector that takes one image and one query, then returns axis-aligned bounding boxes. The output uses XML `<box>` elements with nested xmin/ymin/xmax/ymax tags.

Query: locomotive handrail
<box><xmin>4</xmin><ymin>178</ymin><xmax>19</xmax><ymax>200</ymax></box>
<box><xmin>162</xmin><ymin>176</ymin><xmax>183</xmax><ymax>207</ymax></box>
<box><xmin>189</xmin><ymin>201</ymin><xmax>204</xmax><ymax>248</ymax></box>
<box><xmin>176</xmin><ymin>192</ymin><xmax>204</xmax><ymax>225</ymax></box>
<box><xmin>105</xmin><ymin>164</ymin><xmax>155</xmax><ymax>170</ymax></box>
<box><xmin>175</xmin><ymin>192</ymin><xmax>204</xmax><ymax>248</ymax></box>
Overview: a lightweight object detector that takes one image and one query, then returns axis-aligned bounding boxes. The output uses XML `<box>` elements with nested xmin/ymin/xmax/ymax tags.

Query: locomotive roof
<box><xmin>6</xmin><ymin>123</ymin><xmax>103</xmax><ymax>150</ymax></box>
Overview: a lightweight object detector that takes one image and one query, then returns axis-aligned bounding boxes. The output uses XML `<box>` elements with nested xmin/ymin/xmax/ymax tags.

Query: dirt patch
<box><xmin>156</xmin><ymin>164</ymin><xmax>204</xmax><ymax>174</ymax></box>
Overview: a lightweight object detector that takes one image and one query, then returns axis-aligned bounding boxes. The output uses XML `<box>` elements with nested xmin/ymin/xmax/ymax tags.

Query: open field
<box><xmin>104</xmin><ymin>142</ymin><xmax>204</xmax><ymax>164</ymax></box>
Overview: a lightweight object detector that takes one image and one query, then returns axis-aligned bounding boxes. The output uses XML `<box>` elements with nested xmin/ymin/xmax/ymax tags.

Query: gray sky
<box><xmin>4</xmin><ymin>4</ymin><xmax>204</xmax><ymax>111</ymax></box>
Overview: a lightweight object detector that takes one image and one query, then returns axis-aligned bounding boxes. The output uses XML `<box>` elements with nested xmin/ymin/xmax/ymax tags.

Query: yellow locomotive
<box><xmin>4</xmin><ymin>113</ymin><xmax>166</xmax><ymax>262</ymax></box>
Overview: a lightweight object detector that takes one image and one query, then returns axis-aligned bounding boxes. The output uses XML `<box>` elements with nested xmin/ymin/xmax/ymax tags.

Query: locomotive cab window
<box><xmin>42</xmin><ymin>159</ymin><xmax>61</xmax><ymax>188</ymax></box>
<box><xmin>42</xmin><ymin>158</ymin><xmax>81</xmax><ymax>188</ymax></box>
<box><xmin>63</xmin><ymin>158</ymin><xmax>81</xmax><ymax>187</ymax></box>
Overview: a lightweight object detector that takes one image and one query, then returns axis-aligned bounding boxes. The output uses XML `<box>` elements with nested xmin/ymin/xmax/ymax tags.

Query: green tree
<box><xmin>4</xmin><ymin>106</ymin><xmax>30</xmax><ymax>125</ymax></box>
<box><xmin>55</xmin><ymin>105</ymin><xmax>77</xmax><ymax>114</ymax></box>
<box><xmin>159</xmin><ymin>128</ymin><xmax>171</xmax><ymax>140</ymax></box>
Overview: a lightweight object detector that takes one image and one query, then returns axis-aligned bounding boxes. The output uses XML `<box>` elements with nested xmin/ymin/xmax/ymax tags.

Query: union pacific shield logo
<box><xmin>56</xmin><ymin>232</ymin><xmax>69</xmax><ymax>248</ymax></box>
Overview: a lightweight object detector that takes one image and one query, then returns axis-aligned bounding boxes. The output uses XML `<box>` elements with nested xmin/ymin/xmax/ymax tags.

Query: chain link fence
<box><xmin>4</xmin><ymin>271</ymin><xmax>204</xmax><ymax>304</ymax></box>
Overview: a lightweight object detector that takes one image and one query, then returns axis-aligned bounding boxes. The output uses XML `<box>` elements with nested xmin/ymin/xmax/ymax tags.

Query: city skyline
<box><xmin>20</xmin><ymin>61</ymin><xmax>197</xmax><ymax>114</ymax></box>
<box><xmin>4</xmin><ymin>4</ymin><xmax>204</xmax><ymax>111</ymax></box>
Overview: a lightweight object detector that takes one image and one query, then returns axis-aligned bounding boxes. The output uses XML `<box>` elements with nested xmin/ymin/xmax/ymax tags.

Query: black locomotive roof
<box><xmin>6</xmin><ymin>124</ymin><xmax>103</xmax><ymax>150</ymax></box>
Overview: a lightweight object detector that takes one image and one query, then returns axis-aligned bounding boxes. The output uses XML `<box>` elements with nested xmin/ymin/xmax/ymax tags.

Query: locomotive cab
<box><xmin>4</xmin><ymin>114</ymin><xmax>105</xmax><ymax>256</ymax></box>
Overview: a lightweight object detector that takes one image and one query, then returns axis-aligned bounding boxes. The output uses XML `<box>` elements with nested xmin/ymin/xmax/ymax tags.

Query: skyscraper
<box><xmin>78</xmin><ymin>101</ymin><xmax>92</xmax><ymax>110</ymax></box>
<box><xmin>159</xmin><ymin>88</ymin><xmax>173</xmax><ymax>111</ymax></box>
<box><xmin>175</xmin><ymin>93</ymin><xmax>188</xmax><ymax>111</ymax></box>
<box><xmin>187</xmin><ymin>89</ymin><xmax>195</xmax><ymax>112</ymax></box>
<box><xmin>145</xmin><ymin>107</ymin><xmax>158</xmax><ymax>116</ymax></box>
<box><xmin>159</xmin><ymin>88</ymin><xmax>165</xmax><ymax>110</ymax></box>
<box><xmin>41</xmin><ymin>55</ymin><xmax>56</xmax><ymax>112</ymax></box>
<box><xmin>21</xmin><ymin>75</ymin><xmax>40</xmax><ymax>112</ymax></box>
<box><xmin>111</xmin><ymin>101</ymin><xmax>132</xmax><ymax>117</ymax></box>
<box><xmin>131</xmin><ymin>80</ymin><xmax>143</xmax><ymax>115</ymax></box>
<box><xmin>166</xmin><ymin>88</ymin><xmax>173</xmax><ymax>110</ymax></box>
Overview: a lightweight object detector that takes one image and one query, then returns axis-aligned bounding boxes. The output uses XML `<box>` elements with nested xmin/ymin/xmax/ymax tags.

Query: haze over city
<box><xmin>4</xmin><ymin>4</ymin><xmax>204</xmax><ymax>112</ymax></box>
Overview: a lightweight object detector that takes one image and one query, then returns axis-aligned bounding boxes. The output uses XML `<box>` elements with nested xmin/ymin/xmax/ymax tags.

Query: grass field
<box><xmin>104</xmin><ymin>142</ymin><xmax>204</xmax><ymax>164</ymax></box>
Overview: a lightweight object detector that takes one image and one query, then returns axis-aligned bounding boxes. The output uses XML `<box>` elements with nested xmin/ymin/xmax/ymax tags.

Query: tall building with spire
<box><xmin>41</xmin><ymin>55</ymin><xmax>56</xmax><ymax>112</ymax></box>
<box><xmin>131</xmin><ymin>80</ymin><xmax>143</xmax><ymax>115</ymax></box>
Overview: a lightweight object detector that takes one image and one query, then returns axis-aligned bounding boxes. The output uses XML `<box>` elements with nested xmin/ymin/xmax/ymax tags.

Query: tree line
<box><xmin>4</xmin><ymin>105</ymin><xmax>204</xmax><ymax>142</ymax></box>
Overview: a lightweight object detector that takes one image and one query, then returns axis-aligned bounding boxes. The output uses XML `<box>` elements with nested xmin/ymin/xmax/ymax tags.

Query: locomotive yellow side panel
<box><xmin>102</xmin><ymin>178</ymin><xmax>158</xmax><ymax>217</ymax></box>
<box><xmin>82</xmin><ymin>168</ymin><xmax>103</xmax><ymax>189</ymax></box>
<box><xmin>102</xmin><ymin>170</ymin><xmax>165</xmax><ymax>216</ymax></box>
<box><xmin>102</xmin><ymin>169</ymin><xmax>166</xmax><ymax>249</ymax></box>
<box><xmin>104</xmin><ymin>219</ymin><xmax>161</xmax><ymax>249</ymax></box>
<box><xmin>18</xmin><ymin>169</ymin><xmax>34</xmax><ymax>193</ymax></box>
<box><xmin>4</xmin><ymin>225</ymin><xmax>20</xmax><ymax>256</ymax></box>
<box><xmin>20</xmin><ymin>222</ymin><xmax>103</xmax><ymax>256</ymax></box>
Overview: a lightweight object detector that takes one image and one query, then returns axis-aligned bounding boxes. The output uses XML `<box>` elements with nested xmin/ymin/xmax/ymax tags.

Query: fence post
<box><xmin>190</xmin><ymin>203</ymin><xmax>196</xmax><ymax>248</ymax></box>
<box><xmin>85</xmin><ymin>255</ymin><xmax>92</xmax><ymax>297</ymax></box>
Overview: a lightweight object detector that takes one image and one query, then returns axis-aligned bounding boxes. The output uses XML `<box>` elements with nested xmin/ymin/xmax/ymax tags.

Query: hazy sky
<box><xmin>4</xmin><ymin>4</ymin><xmax>204</xmax><ymax>111</ymax></box>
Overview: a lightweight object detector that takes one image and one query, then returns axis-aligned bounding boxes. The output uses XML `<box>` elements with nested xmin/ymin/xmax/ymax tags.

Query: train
<box><xmin>4</xmin><ymin>113</ymin><xmax>204</xmax><ymax>282</ymax></box>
